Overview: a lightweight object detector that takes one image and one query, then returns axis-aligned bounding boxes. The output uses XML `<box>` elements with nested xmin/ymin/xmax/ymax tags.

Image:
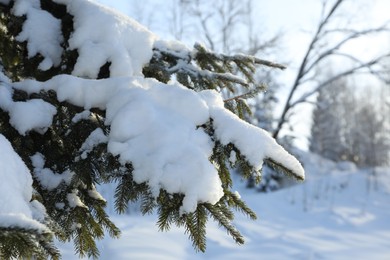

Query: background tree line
<box><xmin>310</xmin><ymin>77</ymin><xmax>389</xmax><ymax>167</ymax></box>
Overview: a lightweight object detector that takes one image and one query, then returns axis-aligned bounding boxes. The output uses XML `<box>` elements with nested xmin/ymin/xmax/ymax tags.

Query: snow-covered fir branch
<box><xmin>0</xmin><ymin>0</ymin><xmax>303</xmax><ymax>258</ymax></box>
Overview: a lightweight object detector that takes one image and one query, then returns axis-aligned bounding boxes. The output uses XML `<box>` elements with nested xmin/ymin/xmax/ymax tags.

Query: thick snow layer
<box><xmin>14</xmin><ymin>74</ymin><xmax>303</xmax><ymax>213</ymax></box>
<box><xmin>0</xmin><ymin>134</ymin><xmax>32</xmax><ymax>216</ymax></box>
<box><xmin>0</xmin><ymin>83</ymin><xmax>13</xmax><ymax>109</ymax></box>
<box><xmin>0</xmin><ymin>84</ymin><xmax>57</xmax><ymax>135</ymax></box>
<box><xmin>13</xmin><ymin>0</ymin><xmax>63</xmax><ymax>70</ymax></box>
<box><xmin>9</xmin><ymin>99</ymin><xmax>57</xmax><ymax>135</ymax></box>
<box><xmin>107</xmin><ymin>82</ymin><xmax>219</xmax><ymax>213</ymax></box>
<box><xmin>14</xmin><ymin>75</ymin><xmax>222</xmax><ymax>213</ymax></box>
<box><xmin>54</xmin><ymin>0</ymin><xmax>156</xmax><ymax>77</ymax></box>
<box><xmin>6</xmin><ymin>0</ymin><xmax>303</xmax><ymax>214</ymax></box>
<box><xmin>0</xmin><ymin>134</ymin><xmax>48</xmax><ymax>232</ymax></box>
<box><xmin>201</xmin><ymin>90</ymin><xmax>304</xmax><ymax>179</ymax></box>
<box><xmin>14</xmin><ymin>75</ymin><xmax>122</xmax><ymax>109</ymax></box>
<box><xmin>0</xmin><ymin>68</ymin><xmax>10</xmax><ymax>84</ymax></box>
<box><xmin>11</xmin><ymin>0</ymin><xmax>156</xmax><ymax>76</ymax></box>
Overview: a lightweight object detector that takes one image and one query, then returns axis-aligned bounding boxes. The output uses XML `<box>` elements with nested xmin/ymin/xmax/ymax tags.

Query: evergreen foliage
<box><xmin>0</xmin><ymin>227</ymin><xmax>60</xmax><ymax>260</ymax></box>
<box><xmin>309</xmin><ymin>79</ymin><xmax>348</xmax><ymax>162</ymax></box>
<box><xmin>0</xmin><ymin>1</ymin><xmax>302</xmax><ymax>259</ymax></box>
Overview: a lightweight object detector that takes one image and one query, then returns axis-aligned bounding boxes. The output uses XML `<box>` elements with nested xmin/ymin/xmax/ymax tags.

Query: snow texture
<box><xmin>67</xmin><ymin>191</ymin><xmax>86</xmax><ymax>208</ymax></box>
<box><xmin>72</xmin><ymin>110</ymin><xmax>92</xmax><ymax>123</ymax></box>
<box><xmin>9</xmin><ymin>99</ymin><xmax>57</xmax><ymax>135</ymax></box>
<box><xmin>54</xmin><ymin>0</ymin><xmax>157</xmax><ymax>78</ymax></box>
<box><xmin>88</xmin><ymin>185</ymin><xmax>106</xmax><ymax>202</ymax></box>
<box><xmin>13</xmin><ymin>0</ymin><xmax>63</xmax><ymax>70</ymax></box>
<box><xmin>14</xmin><ymin>73</ymin><xmax>304</xmax><ymax>213</ymax></box>
<box><xmin>201</xmin><ymin>90</ymin><xmax>304</xmax><ymax>178</ymax></box>
<box><xmin>0</xmin><ymin>134</ymin><xmax>48</xmax><ymax>232</ymax></box>
<box><xmin>79</xmin><ymin>128</ymin><xmax>108</xmax><ymax>159</ymax></box>
<box><xmin>6</xmin><ymin>0</ymin><xmax>303</xmax><ymax>214</ymax></box>
<box><xmin>0</xmin><ymin>84</ymin><xmax>57</xmax><ymax>135</ymax></box>
<box><xmin>31</xmin><ymin>153</ymin><xmax>74</xmax><ymax>190</ymax></box>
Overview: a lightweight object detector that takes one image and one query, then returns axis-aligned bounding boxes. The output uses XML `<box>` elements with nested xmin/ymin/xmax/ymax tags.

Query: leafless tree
<box><xmin>164</xmin><ymin>0</ymin><xmax>281</xmax><ymax>56</ymax></box>
<box><xmin>272</xmin><ymin>0</ymin><xmax>390</xmax><ymax>139</ymax></box>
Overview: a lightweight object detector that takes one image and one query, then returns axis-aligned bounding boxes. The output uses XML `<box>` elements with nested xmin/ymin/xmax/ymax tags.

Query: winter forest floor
<box><xmin>58</xmin><ymin>151</ymin><xmax>390</xmax><ymax>259</ymax></box>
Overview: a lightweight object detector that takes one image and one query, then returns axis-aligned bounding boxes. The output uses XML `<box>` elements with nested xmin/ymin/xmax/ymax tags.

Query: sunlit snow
<box><xmin>4</xmin><ymin>0</ymin><xmax>304</xmax><ymax>214</ymax></box>
<box><xmin>0</xmin><ymin>134</ymin><xmax>49</xmax><ymax>233</ymax></box>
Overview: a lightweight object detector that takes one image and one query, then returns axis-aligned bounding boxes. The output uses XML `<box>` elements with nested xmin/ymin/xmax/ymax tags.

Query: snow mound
<box><xmin>0</xmin><ymin>134</ymin><xmax>49</xmax><ymax>233</ymax></box>
<box><xmin>14</xmin><ymin>0</ymin><xmax>63</xmax><ymax>71</ymax></box>
<box><xmin>14</xmin><ymin>74</ymin><xmax>303</xmax><ymax>213</ymax></box>
<box><xmin>0</xmin><ymin>84</ymin><xmax>56</xmax><ymax>135</ymax></box>
<box><xmin>12</xmin><ymin>0</ymin><xmax>156</xmax><ymax>77</ymax></box>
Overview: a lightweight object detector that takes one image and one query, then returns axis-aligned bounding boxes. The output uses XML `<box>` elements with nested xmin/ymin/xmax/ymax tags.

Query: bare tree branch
<box><xmin>272</xmin><ymin>0</ymin><xmax>390</xmax><ymax>139</ymax></box>
<box><xmin>272</xmin><ymin>0</ymin><xmax>345</xmax><ymax>139</ymax></box>
<box><xmin>290</xmin><ymin>53</ymin><xmax>390</xmax><ymax>108</ymax></box>
<box><xmin>303</xmin><ymin>26</ymin><xmax>389</xmax><ymax>76</ymax></box>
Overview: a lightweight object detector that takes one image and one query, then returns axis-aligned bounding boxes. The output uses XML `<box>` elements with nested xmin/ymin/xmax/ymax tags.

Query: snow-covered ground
<box><xmin>59</xmin><ymin>152</ymin><xmax>390</xmax><ymax>259</ymax></box>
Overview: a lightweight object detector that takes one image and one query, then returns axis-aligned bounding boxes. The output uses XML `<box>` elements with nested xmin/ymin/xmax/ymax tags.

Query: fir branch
<box><xmin>194</xmin><ymin>43</ymin><xmax>286</xmax><ymax>70</ymax></box>
<box><xmin>147</xmin><ymin>42</ymin><xmax>285</xmax><ymax>93</ymax></box>
<box><xmin>156</xmin><ymin>191</ymin><xmax>183</xmax><ymax>232</ymax></box>
<box><xmin>234</xmin><ymin>150</ymin><xmax>259</xmax><ymax>183</ymax></box>
<box><xmin>236</xmin><ymin>99</ymin><xmax>251</xmax><ymax>119</ymax></box>
<box><xmin>204</xmin><ymin>203</ymin><xmax>245</xmax><ymax>244</ymax></box>
<box><xmin>140</xmin><ymin>194</ymin><xmax>156</xmax><ymax>215</ymax></box>
<box><xmin>225</xmin><ymin>191</ymin><xmax>257</xmax><ymax>220</ymax></box>
<box><xmin>70</xmin><ymin>206</ymin><xmax>111</xmax><ymax>259</ymax></box>
<box><xmin>0</xmin><ymin>227</ymin><xmax>60</xmax><ymax>260</ymax></box>
<box><xmin>0</xmin><ymin>1</ymin><xmax>302</xmax><ymax>258</ymax></box>
<box><xmin>264</xmin><ymin>157</ymin><xmax>304</xmax><ymax>181</ymax></box>
<box><xmin>184</xmin><ymin>205</ymin><xmax>208</xmax><ymax>252</ymax></box>
<box><xmin>253</xmin><ymin>57</ymin><xmax>287</xmax><ymax>70</ymax></box>
<box><xmin>114</xmin><ymin>174</ymin><xmax>134</xmax><ymax>214</ymax></box>
<box><xmin>223</xmin><ymin>83</ymin><xmax>267</xmax><ymax>102</ymax></box>
<box><xmin>114</xmin><ymin>172</ymin><xmax>152</xmax><ymax>215</ymax></box>
<box><xmin>211</xmin><ymin>142</ymin><xmax>233</xmax><ymax>189</ymax></box>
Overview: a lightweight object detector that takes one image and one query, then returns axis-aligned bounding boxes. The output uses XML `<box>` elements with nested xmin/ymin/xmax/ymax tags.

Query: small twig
<box><xmin>254</xmin><ymin>58</ymin><xmax>286</xmax><ymax>70</ymax></box>
<box><xmin>223</xmin><ymin>93</ymin><xmax>248</xmax><ymax>102</ymax></box>
<box><xmin>223</xmin><ymin>91</ymin><xmax>255</xmax><ymax>102</ymax></box>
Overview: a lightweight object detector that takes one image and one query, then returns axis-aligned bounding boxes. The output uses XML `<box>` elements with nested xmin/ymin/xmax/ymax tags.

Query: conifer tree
<box><xmin>310</xmin><ymin>77</ymin><xmax>390</xmax><ymax>167</ymax></box>
<box><xmin>0</xmin><ymin>1</ymin><xmax>304</xmax><ymax>259</ymax></box>
<box><xmin>309</xmin><ymin>78</ymin><xmax>347</xmax><ymax>161</ymax></box>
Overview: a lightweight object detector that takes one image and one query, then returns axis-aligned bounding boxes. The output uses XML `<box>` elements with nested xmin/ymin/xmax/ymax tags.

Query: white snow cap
<box><xmin>7</xmin><ymin>0</ymin><xmax>304</xmax><ymax>214</ymax></box>
<box><xmin>9</xmin><ymin>99</ymin><xmax>57</xmax><ymax>136</ymax></box>
<box><xmin>14</xmin><ymin>74</ymin><xmax>304</xmax><ymax>213</ymax></box>
<box><xmin>0</xmin><ymin>134</ymin><xmax>49</xmax><ymax>232</ymax></box>
<box><xmin>0</xmin><ymin>84</ymin><xmax>57</xmax><ymax>136</ymax></box>
<box><xmin>54</xmin><ymin>0</ymin><xmax>157</xmax><ymax>78</ymax></box>
<box><xmin>13</xmin><ymin>0</ymin><xmax>64</xmax><ymax>71</ymax></box>
<box><xmin>12</xmin><ymin>0</ymin><xmax>156</xmax><ymax>76</ymax></box>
